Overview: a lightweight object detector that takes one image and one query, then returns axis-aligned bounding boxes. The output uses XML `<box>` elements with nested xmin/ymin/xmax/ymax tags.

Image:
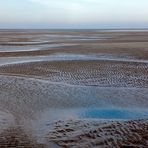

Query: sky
<box><xmin>0</xmin><ymin>0</ymin><xmax>148</xmax><ymax>29</ymax></box>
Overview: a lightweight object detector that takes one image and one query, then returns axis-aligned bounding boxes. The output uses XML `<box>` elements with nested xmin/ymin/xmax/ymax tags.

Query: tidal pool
<box><xmin>38</xmin><ymin>108</ymin><xmax>148</xmax><ymax>122</ymax></box>
<box><xmin>78</xmin><ymin>108</ymin><xmax>148</xmax><ymax>119</ymax></box>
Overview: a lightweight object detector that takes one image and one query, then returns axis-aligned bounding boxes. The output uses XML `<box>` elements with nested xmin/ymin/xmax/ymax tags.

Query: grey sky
<box><xmin>0</xmin><ymin>0</ymin><xmax>148</xmax><ymax>29</ymax></box>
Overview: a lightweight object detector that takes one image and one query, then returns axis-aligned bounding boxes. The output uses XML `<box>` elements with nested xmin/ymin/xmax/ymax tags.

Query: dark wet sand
<box><xmin>48</xmin><ymin>119</ymin><xmax>148</xmax><ymax>148</ymax></box>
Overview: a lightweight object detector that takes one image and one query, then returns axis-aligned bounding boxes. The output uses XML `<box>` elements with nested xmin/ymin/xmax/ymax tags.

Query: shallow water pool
<box><xmin>39</xmin><ymin>108</ymin><xmax>148</xmax><ymax>122</ymax></box>
<box><xmin>78</xmin><ymin>108</ymin><xmax>148</xmax><ymax>119</ymax></box>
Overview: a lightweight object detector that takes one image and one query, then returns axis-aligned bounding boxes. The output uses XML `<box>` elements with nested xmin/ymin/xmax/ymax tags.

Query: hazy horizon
<box><xmin>0</xmin><ymin>0</ymin><xmax>148</xmax><ymax>29</ymax></box>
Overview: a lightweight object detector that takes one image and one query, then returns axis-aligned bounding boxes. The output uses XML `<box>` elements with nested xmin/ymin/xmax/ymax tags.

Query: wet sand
<box><xmin>48</xmin><ymin>119</ymin><xmax>148</xmax><ymax>147</ymax></box>
<box><xmin>0</xmin><ymin>29</ymin><xmax>148</xmax><ymax>147</ymax></box>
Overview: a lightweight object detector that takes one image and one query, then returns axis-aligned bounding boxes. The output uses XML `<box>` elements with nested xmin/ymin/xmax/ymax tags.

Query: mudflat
<box><xmin>0</xmin><ymin>29</ymin><xmax>148</xmax><ymax>147</ymax></box>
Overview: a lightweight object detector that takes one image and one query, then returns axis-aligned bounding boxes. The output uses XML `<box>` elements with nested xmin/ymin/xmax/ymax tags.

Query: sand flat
<box><xmin>0</xmin><ymin>30</ymin><xmax>148</xmax><ymax>147</ymax></box>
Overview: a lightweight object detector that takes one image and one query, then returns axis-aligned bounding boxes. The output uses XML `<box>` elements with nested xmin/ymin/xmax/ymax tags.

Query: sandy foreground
<box><xmin>0</xmin><ymin>29</ymin><xmax>148</xmax><ymax>147</ymax></box>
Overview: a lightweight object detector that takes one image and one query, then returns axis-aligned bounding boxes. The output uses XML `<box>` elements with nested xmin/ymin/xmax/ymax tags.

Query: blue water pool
<box><xmin>77</xmin><ymin>108</ymin><xmax>148</xmax><ymax>119</ymax></box>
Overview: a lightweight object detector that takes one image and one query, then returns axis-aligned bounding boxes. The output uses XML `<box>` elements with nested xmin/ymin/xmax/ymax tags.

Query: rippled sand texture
<box><xmin>0</xmin><ymin>30</ymin><xmax>148</xmax><ymax>147</ymax></box>
<box><xmin>48</xmin><ymin>119</ymin><xmax>148</xmax><ymax>148</ymax></box>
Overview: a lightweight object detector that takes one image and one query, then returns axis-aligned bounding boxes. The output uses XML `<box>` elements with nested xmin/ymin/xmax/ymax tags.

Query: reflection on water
<box><xmin>0</xmin><ymin>43</ymin><xmax>76</xmax><ymax>52</ymax></box>
<box><xmin>1</xmin><ymin>53</ymin><xmax>148</xmax><ymax>66</ymax></box>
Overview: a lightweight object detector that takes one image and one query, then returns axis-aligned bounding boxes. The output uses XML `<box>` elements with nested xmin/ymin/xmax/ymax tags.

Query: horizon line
<box><xmin>0</xmin><ymin>28</ymin><xmax>148</xmax><ymax>30</ymax></box>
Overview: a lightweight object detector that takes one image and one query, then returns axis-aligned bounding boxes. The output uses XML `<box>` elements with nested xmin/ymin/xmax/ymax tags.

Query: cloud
<box><xmin>29</xmin><ymin>0</ymin><xmax>104</xmax><ymax>22</ymax></box>
<box><xmin>30</xmin><ymin>0</ymin><xmax>101</xmax><ymax>9</ymax></box>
